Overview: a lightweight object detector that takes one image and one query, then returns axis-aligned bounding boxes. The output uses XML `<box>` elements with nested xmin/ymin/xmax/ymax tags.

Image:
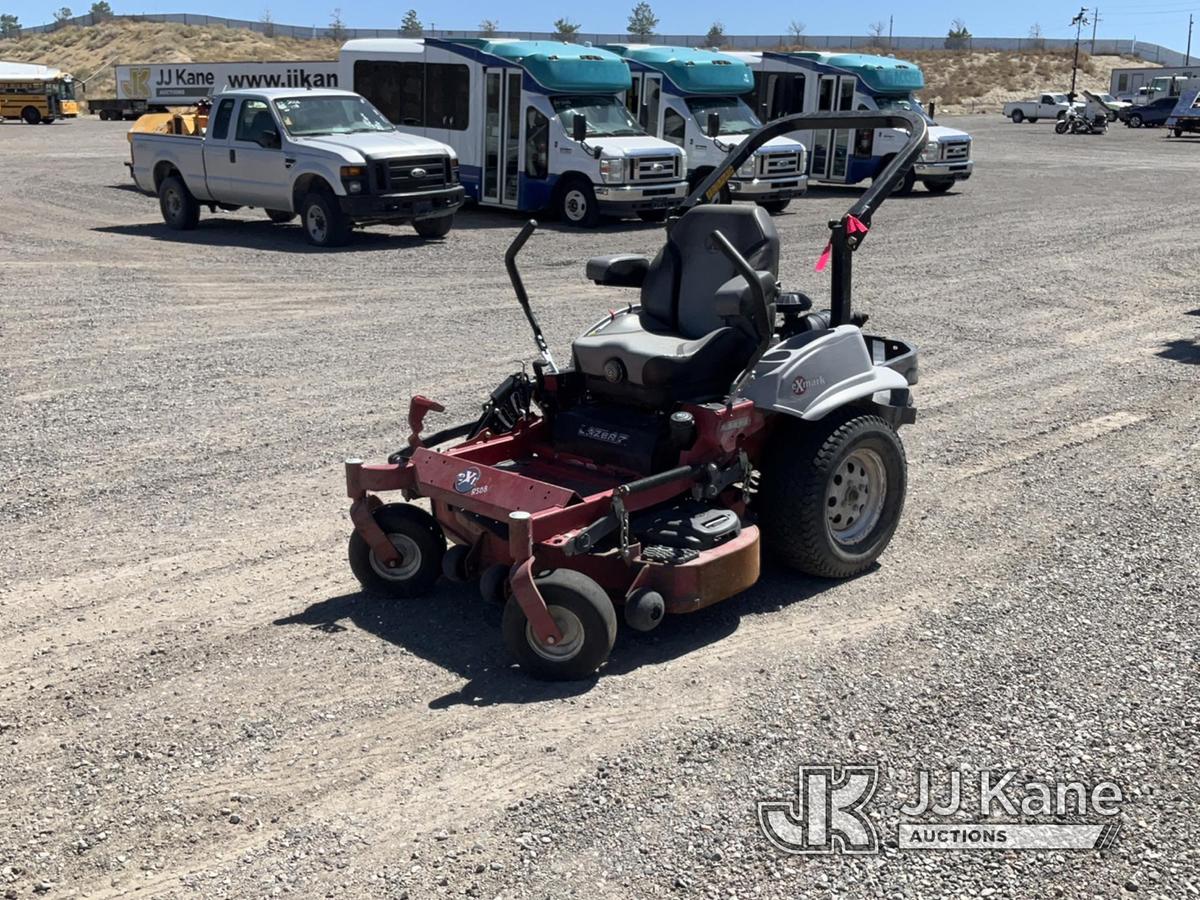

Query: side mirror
<box><xmin>572</xmin><ymin>114</ymin><xmax>587</xmax><ymax>143</ymax></box>
<box><xmin>257</xmin><ymin>128</ymin><xmax>281</xmax><ymax>149</ymax></box>
<box><xmin>707</xmin><ymin>112</ymin><xmax>721</xmax><ymax>138</ymax></box>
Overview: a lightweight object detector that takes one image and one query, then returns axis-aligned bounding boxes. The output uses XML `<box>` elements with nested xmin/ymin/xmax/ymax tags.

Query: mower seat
<box><xmin>572</xmin><ymin>205</ymin><xmax>779</xmax><ymax>406</ymax></box>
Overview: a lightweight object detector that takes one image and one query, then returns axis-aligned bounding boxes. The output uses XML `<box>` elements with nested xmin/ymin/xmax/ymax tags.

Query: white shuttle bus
<box><xmin>733</xmin><ymin>51</ymin><xmax>974</xmax><ymax>195</ymax></box>
<box><xmin>605</xmin><ymin>45</ymin><xmax>807</xmax><ymax>214</ymax></box>
<box><xmin>339</xmin><ymin>38</ymin><xmax>688</xmax><ymax>225</ymax></box>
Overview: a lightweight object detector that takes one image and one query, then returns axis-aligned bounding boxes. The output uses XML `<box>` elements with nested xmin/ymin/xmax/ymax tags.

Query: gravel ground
<box><xmin>1</xmin><ymin>115</ymin><xmax>1198</xmax><ymax>899</ymax></box>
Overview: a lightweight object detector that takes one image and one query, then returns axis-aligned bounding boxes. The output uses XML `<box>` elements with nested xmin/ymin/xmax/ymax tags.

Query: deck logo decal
<box><xmin>454</xmin><ymin>466</ymin><xmax>482</xmax><ymax>494</ymax></box>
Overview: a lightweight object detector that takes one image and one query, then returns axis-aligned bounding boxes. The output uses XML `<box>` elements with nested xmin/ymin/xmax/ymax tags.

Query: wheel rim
<box><xmin>368</xmin><ymin>533</ymin><xmax>422</xmax><ymax>581</ymax></box>
<box><xmin>826</xmin><ymin>448</ymin><xmax>887</xmax><ymax>547</ymax></box>
<box><xmin>525</xmin><ymin>605</ymin><xmax>586</xmax><ymax>662</ymax></box>
<box><xmin>165</xmin><ymin>187</ymin><xmax>182</xmax><ymax>218</ymax></box>
<box><xmin>563</xmin><ymin>189</ymin><xmax>588</xmax><ymax>222</ymax></box>
<box><xmin>306</xmin><ymin>205</ymin><xmax>328</xmax><ymax>242</ymax></box>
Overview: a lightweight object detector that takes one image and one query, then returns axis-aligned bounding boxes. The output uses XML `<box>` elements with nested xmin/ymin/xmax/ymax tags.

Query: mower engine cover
<box><xmin>551</xmin><ymin>403</ymin><xmax>673</xmax><ymax>473</ymax></box>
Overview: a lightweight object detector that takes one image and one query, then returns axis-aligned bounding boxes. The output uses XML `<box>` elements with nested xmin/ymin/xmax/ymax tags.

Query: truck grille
<box><xmin>757</xmin><ymin>152</ymin><xmax>801</xmax><ymax>177</ymax></box>
<box><xmin>630</xmin><ymin>155</ymin><xmax>679</xmax><ymax>183</ymax></box>
<box><xmin>941</xmin><ymin>141</ymin><xmax>970</xmax><ymax>162</ymax></box>
<box><xmin>380</xmin><ymin>154</ymin><xmax>449</xmax><ymax>192</ymax></box>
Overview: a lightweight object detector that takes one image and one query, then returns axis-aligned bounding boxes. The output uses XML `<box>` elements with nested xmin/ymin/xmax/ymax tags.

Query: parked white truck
<box><xmin>1003</xmin><ymin>93</ymin><xmax>1079</xmax><ymax>123</ymax></box>
<box><xmin>128</xmin><ymin>88</ymin><xmax>465</xmax><ymax>246</ymax></box>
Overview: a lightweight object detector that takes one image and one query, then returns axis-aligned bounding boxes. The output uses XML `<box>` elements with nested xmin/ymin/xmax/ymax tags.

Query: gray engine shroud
<box><xmin>738</xmin><ymin>325</ymin><xmax>916</xmax><ymax>420</ymax></box>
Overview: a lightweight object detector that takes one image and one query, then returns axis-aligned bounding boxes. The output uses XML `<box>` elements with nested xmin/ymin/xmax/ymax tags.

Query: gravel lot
<box><xmin>1</xmin><ymin>114</ymin><xmax>1198</xmax><ymax>899</ymax></box>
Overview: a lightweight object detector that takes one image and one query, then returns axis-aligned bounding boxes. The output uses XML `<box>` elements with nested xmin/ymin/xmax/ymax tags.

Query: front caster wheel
<box><xmin>348</xmin><ymin>503</ymin><xmax>445</xmax><ymax>598</ymax></box>
<box><xmin>758</xmin><ymin>414</ymin><xmax>907</xmax><ymax>578</ymax></box>
<box><xmin>502</xmin><ymin>569</ymin><xmax>617</xmax><ymax>680</ymax></box>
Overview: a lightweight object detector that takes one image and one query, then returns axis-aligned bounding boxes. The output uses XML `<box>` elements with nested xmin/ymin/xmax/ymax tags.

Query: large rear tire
<box><xmin>348</xmin><ymin>503</ymin><xmax>445</xmax><ymax>599</ymax></box>
<box><xmin>158</xmin><ymin>174</ymin><xmax>200</xmax><ymax>231</ymax></box>
<box><xmin>502</xmin><ymin>569</ymin><xmax>617</xmax><ymax>680</ymax></box>
<box><xmin>757</xmin><ymin>414</ymin><xmax>907</xmax><ymax>578</ymax></box>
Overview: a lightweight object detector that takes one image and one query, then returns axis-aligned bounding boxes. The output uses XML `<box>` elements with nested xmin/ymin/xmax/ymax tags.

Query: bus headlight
<box><xmin>921</xmin><ymin>141</ymin><xmax>940</xmax><ymax>162</ymax></box>
<box><xmin>599</xmin><ymin>156</ymin><xmax>626</xmax><ymax>184</ymax></box>
<box><xmin>737</xmin><ymin>158</ymin><xmax>757</xmax><ymax>178</ymax></box>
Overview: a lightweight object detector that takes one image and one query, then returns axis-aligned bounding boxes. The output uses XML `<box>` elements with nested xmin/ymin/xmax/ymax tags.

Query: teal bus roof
<box><xmin>452</xmin><ymin>39</ymin><xmax>631</xmax><ymax>92</ymax></box>
<box><xmin>606</xmin><ymin>45</ymin><xmax>754</xmax><ymax>95</ymax></box>
<box><xmin>784</xmin><ymin>51</ymin><xmax>925</xmax><ymax>94</ymax></box>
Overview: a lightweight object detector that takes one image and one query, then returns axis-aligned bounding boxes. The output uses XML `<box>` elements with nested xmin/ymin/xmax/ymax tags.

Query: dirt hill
<box><xmin>0</xmin><ymin>20</ymin><xmax>339</xmax><ymax>98</ymax></box>
<box><xmin>0</xmin><ymin>20</ymin><xmax>1154</xmax><ymax>111</ymax></box>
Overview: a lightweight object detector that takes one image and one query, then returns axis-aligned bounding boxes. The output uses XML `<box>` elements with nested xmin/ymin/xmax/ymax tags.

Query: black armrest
<box><xmin>586</xmin><ymin>254</ymin><xmax>650</xmax><ymax>287</ymax></box>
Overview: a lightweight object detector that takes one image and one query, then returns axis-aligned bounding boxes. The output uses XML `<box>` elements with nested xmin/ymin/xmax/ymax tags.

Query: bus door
<box><xmin>482</xmin><ymin>67</ymin><xmax>523</xmax><ymax>207</ymax></box>
<box><xmin>811</xmin><ymin>74</ymin><xmax>855</xmax><ymax>181</ymax></box>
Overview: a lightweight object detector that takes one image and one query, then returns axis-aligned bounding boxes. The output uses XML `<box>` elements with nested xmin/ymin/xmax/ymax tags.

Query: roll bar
<box><xmin>677</xmin><ymin>110</ymin><xmax>928</xmax><ymax>327</ymax></box>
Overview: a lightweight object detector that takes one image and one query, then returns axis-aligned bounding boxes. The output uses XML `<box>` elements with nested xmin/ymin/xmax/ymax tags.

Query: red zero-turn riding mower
<box><xmin>344</xmin><ymin>110</ymin><xmax>927</xmax><ymax>680</ymax></box>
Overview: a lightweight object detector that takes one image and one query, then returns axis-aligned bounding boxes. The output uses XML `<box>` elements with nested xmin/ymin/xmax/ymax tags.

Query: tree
<box><xmin>1028</xmin><ymin>22</ymin><xmax>1045</xmax><ymax>50</ymax></box>
<box><xmin>400</xmin><ymin>8</ymin><xmax>422</xmax><ymax>37</ymax></box>
<box><xmin>705</xmin><ymin>21</ymin><xmax>724</xmax><ymax>48</ymax></box>
<box><xmin>479</xmin><ymin>18</ymin><xmax>498</xmax><ymax>35</ymax></box>
<box><xmin>260</xmin><ymin>7</ymin><xmax>274</xmax><ymax>38</ymax></box>
<box><xmin>89</xmin><ymin>0</ymin><xmax>112</xmax><ymax>21</ymax></box>
<box><xmin>944</xmin><ymin>18</ymin><xmax>971</xmax><ymax>50</ymax></box>
<box><xmin>0</xmin><ymin>12</ymin><xmax>20</xmax><ymax>36</ymax></box>
<box><xmin>553</xmin><ymin>17</ymin><xmax>581</xmax><ymax>41</ymax></box>
<box><xmin>788</xmin><ymin>19</ymin><xmax>805</xmax><ymax>40</ymax></box>
<box><xmin>53</xmin><ymin>6</ymin><xmax>73</xmax><ymax>23</ymax></box>
<box><xmin>328</xmin><ymin>7</ymin><xmax>347</xmax><ymax>42</ymax></box>
<box><xmin>867</xmin><ymin>20</ymin><xmax>887</xmax><ymax>48</ymax></box>
<box><xmin>627</xmin><ymin>1</ymin><xmax>658</xmax><ymax>40</ymax></box>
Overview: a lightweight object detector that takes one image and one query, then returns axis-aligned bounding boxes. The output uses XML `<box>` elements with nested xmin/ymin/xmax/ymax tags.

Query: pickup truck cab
<box><xmin>129</xmin><ymin>88</ymin><xmax>465</xmax><ymax>246</ymax></box>
<box><xmin>1003</xmin><ymin>93</ymin><xmax>1079</xmax><ymax>124</ymax></box>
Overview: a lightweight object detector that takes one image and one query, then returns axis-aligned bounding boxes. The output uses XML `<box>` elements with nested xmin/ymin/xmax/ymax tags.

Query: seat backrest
<box><xmin>640</xmin><ymin>205</ymin><xmax>779</xmax><ymax>339</ymax></box>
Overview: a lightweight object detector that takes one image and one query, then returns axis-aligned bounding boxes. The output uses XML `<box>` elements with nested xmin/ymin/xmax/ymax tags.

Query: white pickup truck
<box><xmin>129</xmin><ymin>88</ymin><xmax>465</xmax><ymax>246</ymax></box>
<box><xmin>1003</xmin><ymin>93</ymin><xmax>1080</xmax><ymax>124</ymax></box>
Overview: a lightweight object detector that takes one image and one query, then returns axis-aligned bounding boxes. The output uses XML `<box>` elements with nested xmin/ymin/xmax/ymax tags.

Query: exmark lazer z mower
<box><xmin>343</xmin><ymin>110</ymin><xmax>927</xmax><ymax>680</ymax></box>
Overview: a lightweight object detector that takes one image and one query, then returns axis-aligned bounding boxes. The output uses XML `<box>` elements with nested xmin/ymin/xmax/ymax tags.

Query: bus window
<box><xmin>354</xmin><ymin>60</ymin><xmax>423</xmax><ymax>126</ymax></box>
<box><xmin>642</xmin><ymin>77</ymin><xmax>661</xmax><ymax>132</ymax></box>
<box><xmin>525</xmin><ymin>106</ymin><xmax>548</xmax><ymax>178</ymax></box>
<box><xmin>839</xmin><ymin>79</ymin><xmax>855</xmax><ymax>110</ymax></box>
<box><xmin>663</xmin><ymin>107</ymin><xmax>685</xmax><ymax>146</ymax></box>
<box><xmin>625</xmin><ymin>73</ymin><xmax>642</xmax><ymax>118</ymax></box>
<box><xmin>425</xmin><ymin>63</ymin><xmax>470</xmax><ymax>129</ymax></box>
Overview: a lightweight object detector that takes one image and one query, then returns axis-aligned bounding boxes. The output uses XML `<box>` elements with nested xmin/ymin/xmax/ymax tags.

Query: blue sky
<box><xmin>12</xmin><ymin>0</ymin><xmax>1194</xmax><ymax>51</ymax></box>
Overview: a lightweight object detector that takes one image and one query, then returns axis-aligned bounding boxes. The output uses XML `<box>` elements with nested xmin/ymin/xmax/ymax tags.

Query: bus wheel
<box><xmin>557</xmin><ymin>177</ymin><xmax>600</xmax><ymax>228</ymax></box>
<box><xmin>22</xmin><ymin>107</ymin><xmax>41</xmax><ymax>125</ymax></box>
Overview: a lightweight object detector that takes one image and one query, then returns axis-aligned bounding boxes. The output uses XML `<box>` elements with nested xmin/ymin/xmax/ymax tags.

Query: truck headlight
<box><xmin>737</xmin><ymin>158</ymin><xmax>756</xmax><ymax>178</ymax></box>
<box><xmin>340</xmin><ymin>164</ymin><xmax>366</xmax><ymax>194</ymax></box>
<box><xmin>450</xmin><ymin>158</ymin><xmax>460</xmax><ymax>183</ymax></box>
<box><xmin>921</xmin><ymin>141</ymin><xmax>940</xmax><ymax>162</ymax></box>
<box><xmin>599</xmin><ymin>157</ymin><xmax>626</xmax><ymax>184</ymax></box>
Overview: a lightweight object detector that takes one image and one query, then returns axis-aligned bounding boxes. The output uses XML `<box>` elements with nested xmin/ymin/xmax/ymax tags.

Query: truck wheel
<box><xmin>757</xmin><ymin>414</ymin><xmax>907</xmax><ymax>579</ymax></box>
<box><xmin>1010</xmin><ymin>109</ymin><xmax>1024</xmax><ymax>123</ymax></box>
<box><xmin>756</xmin><ymin>199</ymin><xmax>791</xmax><ymax>215</ymax></box>
<box><xmin>348</xmin><ymin>503</ymin><xmax>445</xmax><ymax>599</ymax></box>
<box><xmin>265</xmin><ymin>209</ymin><xmax>296</xmax><ymax>224</ymax></box>
<box><xmin>923</xmin><ymin>178</ymin><xmax>954</xmax><ymax>194</ymax></box>
<box><xmin>502</xmin><ymin>569</ymin><xmax>617</xmax><ymax>680</ymax></box>
<box><xmin>158</xmin><ymin>175</ymin><xmax>200</xmax><ymax>231</ymax></box>
<box><xmin>1174</xmin><ymin>127</ymin><xmax>1184</xmax><ymax>137</ymax></box>
<box><xmin>1128</xmin><ymin>113</ymin><xmax>1143</xmax><ymax>128</ymax></box>
<box><xmin>300</xmin><ymin>191</ymin><xmax>351</xmax><ymax>247</ymax></box>
<box><xmin>22</xmin><ymin>106</ymin><xmax>40</xmax><ymax>125</ymax></box>
<box><xmin>413</xmin><ymin>214</ymin><xmax>454</xmax><ymax>238</ymax></box>
<box><xmin>97</xmin><ymin>109</ymin><xmax>110</xmax><ymax>121</ymax></box>
<box><xmin>557</xmin><ymin>177</ymin><xmax>600</xmax><ymax>227</ymax></box>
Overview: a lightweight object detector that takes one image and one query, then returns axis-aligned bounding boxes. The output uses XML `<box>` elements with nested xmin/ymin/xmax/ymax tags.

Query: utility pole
<box><xmin>1091</xmin><ymin>8</ymin><xmax>1100</xmax><ymax>54</ymax></box>
<box><xmin>1070</xmin><ymin>7</ymin><xmax>1089</xmax><ymax>103</ymax></box>
<box><xmin>888</xmin><ymin>14</ymin><xmax>893</xmax><ymax>50</ymax></box>
<box><xmin>1188</xmin><ymin>14</ymin><xmax>1194</xmax><ymax>66</ymax></box>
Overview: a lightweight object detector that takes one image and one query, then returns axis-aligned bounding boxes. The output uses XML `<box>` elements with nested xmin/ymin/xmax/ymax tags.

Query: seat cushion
<box><xmin>573</xmin><ymin>311</ymin><xmax>754</xmax><ymax>405</ymax></box>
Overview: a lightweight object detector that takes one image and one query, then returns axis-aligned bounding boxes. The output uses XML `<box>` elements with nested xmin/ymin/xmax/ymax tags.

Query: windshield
<box><xmin>272</xmin><ymin>95</ymin><xmax>395</xmax><ymax>137</ymax></box>
<box><xmin>551</xmin><ymin>95</ymin><xmax>644</xmax><ymax>138</ymax></box>
<box><xmin>684</xmin><ymin>96</ymin><xmax>760</xmax><ymax>135</ymax></box>
<box><xmin>875</xmin><ymin>95</ymin><xmax>935</xmax><ymax>123</ymax></box>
